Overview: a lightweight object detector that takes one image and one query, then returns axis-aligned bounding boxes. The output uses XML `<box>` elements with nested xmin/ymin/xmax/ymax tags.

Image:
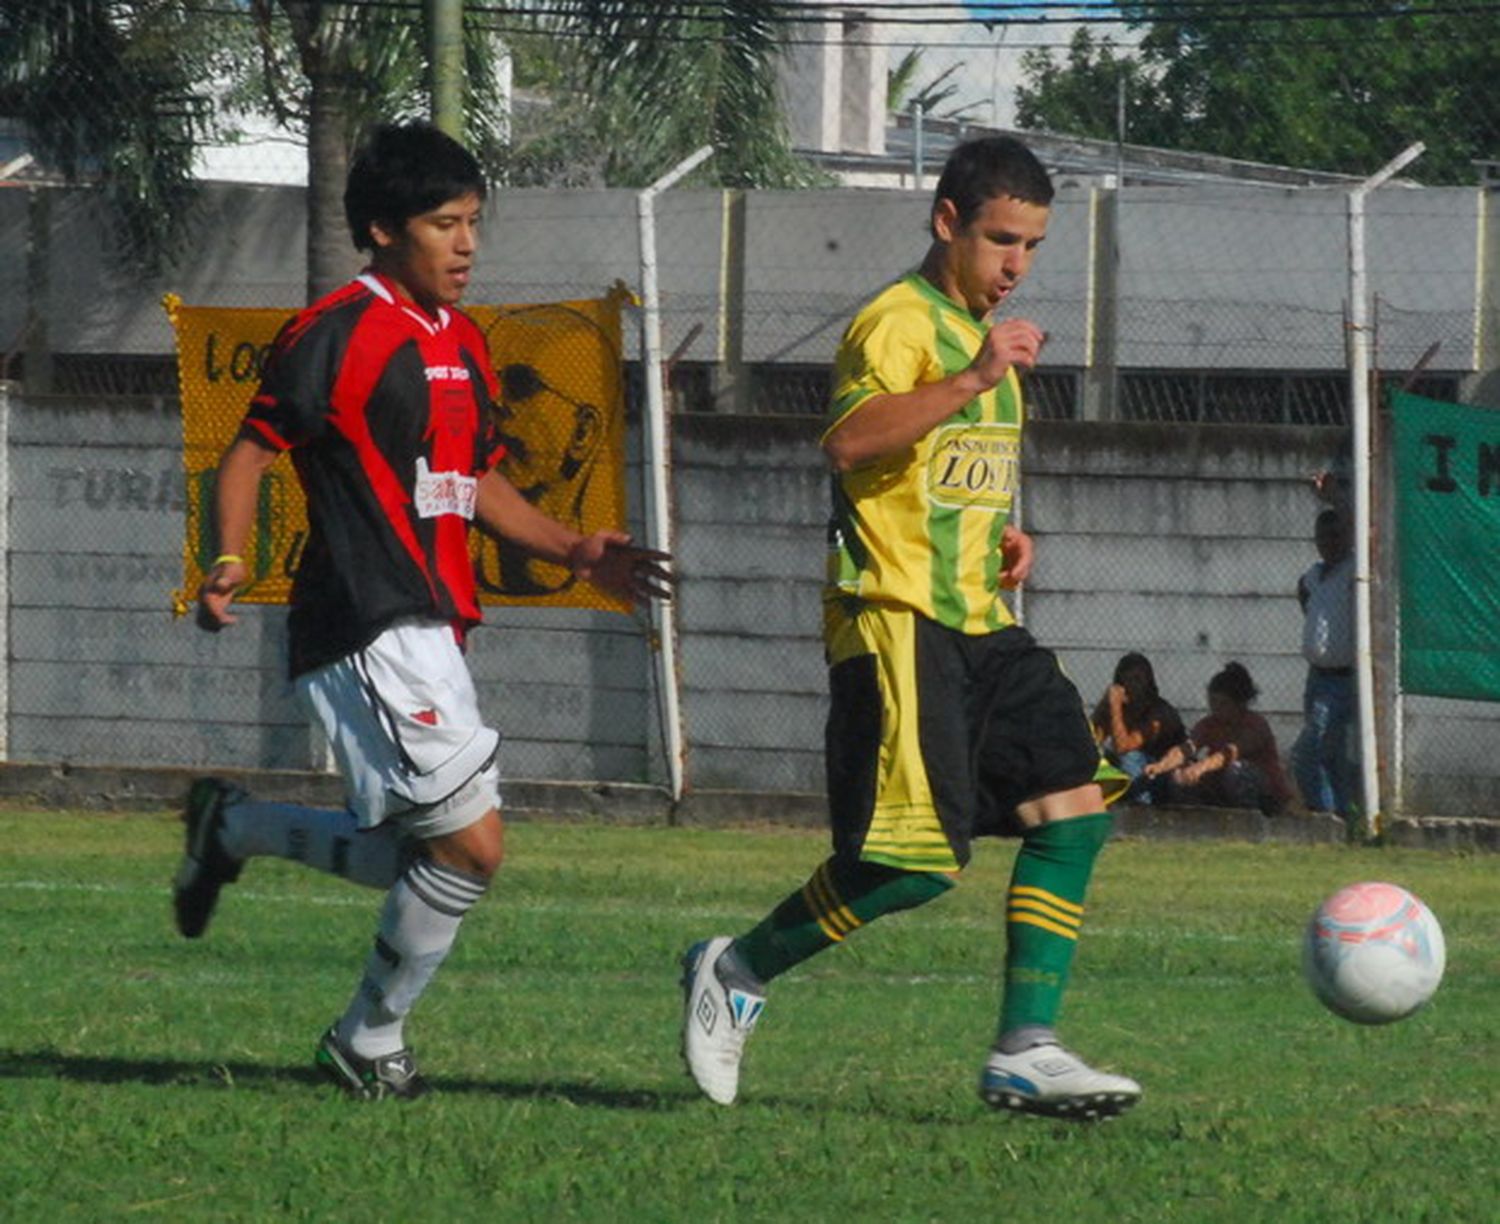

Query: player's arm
<box><xmin>473</xmin><ymin>468</ymin><xmax>671</xmax><ymax>605</ymax></box>
<box><xmin>822</xmin><ymin>318</ymin><xmax>1045</xmax><ymax>473</ymax></box>
<box><xmin>196</xmin><ymin>433</ymin><xmax>282</xmax><ymax>632</ymax></box>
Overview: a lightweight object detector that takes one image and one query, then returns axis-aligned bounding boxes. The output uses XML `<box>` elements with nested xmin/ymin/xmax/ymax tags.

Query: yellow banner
<box><xmin>166</xmin><ymin>287</ymin><xmax>634</xmax><ymax>613</ymax></box>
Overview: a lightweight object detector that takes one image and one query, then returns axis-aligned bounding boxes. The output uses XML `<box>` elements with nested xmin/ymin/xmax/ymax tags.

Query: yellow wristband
<box><xmin>212</xmin><ymin>554</ymin><xmax>245</xmax><ymax>568</ymax></box>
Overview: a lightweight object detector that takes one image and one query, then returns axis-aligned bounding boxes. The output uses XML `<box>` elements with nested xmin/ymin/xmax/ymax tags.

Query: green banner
<box><xmin>1392</xmin><ymin>390</ymin><xmax>1500</xmax><ymax>701</ymax></box>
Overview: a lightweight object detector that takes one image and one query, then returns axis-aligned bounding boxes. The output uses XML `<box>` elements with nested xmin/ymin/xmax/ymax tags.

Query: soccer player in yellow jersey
<box><xmin>681</xmin><ymin>136</ymin><xmax>1141</xmax><ymax>1119</ymax></box>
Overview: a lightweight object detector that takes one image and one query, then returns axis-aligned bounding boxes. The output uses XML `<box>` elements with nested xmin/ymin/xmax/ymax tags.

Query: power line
<box><xmin>494</xmin><ymin>1</ymin><xmax>1500</xmax><ymax>27</ymax></box>
<box><xmin>203</xmin><ymin>0</ymin><xmax>1500</xmax><ymax>28</ymax></box>
<box><xmin>200</xmin><ymin>0</ymin><xmax>1500</xmax><ymax>48</ymax></box>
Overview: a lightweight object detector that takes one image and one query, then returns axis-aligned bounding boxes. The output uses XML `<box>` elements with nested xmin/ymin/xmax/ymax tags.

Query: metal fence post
<box><xmin>637</xmin><ymin>145</ymin><xmax>714</xmax><ymax>801</ymax></box>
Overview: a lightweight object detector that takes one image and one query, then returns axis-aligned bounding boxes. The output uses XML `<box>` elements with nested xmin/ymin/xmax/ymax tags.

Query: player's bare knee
<box><xmin>465</xmin><ymin>810</ymin><xmax>505</xmax><ymax>878</ymax></box>
<box><xmin>426</xmin><ymin>807</ymin><xmax>504</xmax><ymax>879</ymax></box>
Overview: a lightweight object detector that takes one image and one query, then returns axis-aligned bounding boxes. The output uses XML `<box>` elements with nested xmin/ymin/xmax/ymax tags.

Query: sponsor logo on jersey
<box><xmin>413</xmin><ymin>457</ymin><xmax>478</xmax><ymax>519</ymax></box>
<box><xmin>926</xmin><ymin>423</ymin><xmax>1020</xmax><ymax>511</ymax></box>
<box><xmin>423</xmin><ymin>364</ymin><xmax>472</xmax><ymax>382</ymax></box>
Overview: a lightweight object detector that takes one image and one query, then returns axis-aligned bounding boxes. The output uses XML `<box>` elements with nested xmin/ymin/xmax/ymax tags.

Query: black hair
<box><xmin>1113</xmin><ymin>651</ymin><xmax>1161</xmax><ymax>700</ymax></box>
<box><xmin>930</xmin><ymin>136</ymin><xmax>1054</xmax><ymax>237</ymax></box>
<box><xmin>344</xmin><ymin>121</ymin><xmax>487</xmax><ymax>253</ymax></box>
<box><xmin>1208</xmin><ymin>661</ymin><xmax>1259</xmax><ymax>707</ymax></box>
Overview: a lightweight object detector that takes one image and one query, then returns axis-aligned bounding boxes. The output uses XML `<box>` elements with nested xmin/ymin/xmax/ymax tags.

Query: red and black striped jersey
<box><xmin>244</xmin><ymin>272</ymin><xmax>506</xmax><ymax>677</ymax></box>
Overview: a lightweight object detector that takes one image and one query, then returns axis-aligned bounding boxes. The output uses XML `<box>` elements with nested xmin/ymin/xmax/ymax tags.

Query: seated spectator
<box><xmin>1091</xmin><ymin>652</ymin><xmax>1186</xmax><ymax>804</ymax></box>
<box><xmin>1143</xmin><ymin>661</ymin><xmax>1292</xmax><ymax>815</ymax></box>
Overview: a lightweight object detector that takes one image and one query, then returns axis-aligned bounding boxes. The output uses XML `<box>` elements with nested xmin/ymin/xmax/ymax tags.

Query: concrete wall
<box><xmin>1115</xmin><ymin>186</ymin><xmax>1482</xmax><ymax>371</ymax></box>
<box><xmin>0</xmin><ymin>182</ymin><xmax>1484</xmax><ymax>388</ymax></box>
<box><xmin>669</xmin><ymin>413</ymin><xmax>1500</xmax><ymax>814</ymax></box>
<box><xmin>0</xmin><ymin>385</ymin><xmax>662</xmax><ymax>788</ymax></box>
<box><xmin>2</xmin><ymin>384</ymin><xmax>1495</xmax><ymax>816</ymax></box>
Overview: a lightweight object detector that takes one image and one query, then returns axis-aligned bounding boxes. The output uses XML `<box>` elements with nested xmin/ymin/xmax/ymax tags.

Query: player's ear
<box><xmin>368</xmin><ymin>217</ymin><xmax>401</xmax><ymax>250</ymax></box>
<box><xmin>931</xmin><ymin>198</ymin><xmax>961</xmax><ymax>244</ymax></box>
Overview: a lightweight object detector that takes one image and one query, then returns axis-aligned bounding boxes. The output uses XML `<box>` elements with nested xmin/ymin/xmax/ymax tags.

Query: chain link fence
<box><xmin>1</xmin><ymin>1</ymin><xmax>1497</xmax><ymax>818</ymax></box>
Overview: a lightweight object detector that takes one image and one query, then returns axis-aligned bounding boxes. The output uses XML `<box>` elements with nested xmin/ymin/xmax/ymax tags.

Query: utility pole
<box><xmin>428</xmin><ymin>0</ymin><xmax>465</xmax><ymax>141</ymax></box>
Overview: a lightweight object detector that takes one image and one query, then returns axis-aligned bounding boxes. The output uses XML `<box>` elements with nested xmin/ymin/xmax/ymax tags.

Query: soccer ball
<box><xmin>1302</xmin><ymin>882</ymin><xmax>1446</xmax><ymax>1025</ymax></box>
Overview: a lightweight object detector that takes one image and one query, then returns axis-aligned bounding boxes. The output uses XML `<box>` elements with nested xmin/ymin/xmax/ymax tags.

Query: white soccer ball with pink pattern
<box><xmin>1303</xmin><ymin>882</ymin><xmax>1446</xmax><ymax>1025</ymax></box>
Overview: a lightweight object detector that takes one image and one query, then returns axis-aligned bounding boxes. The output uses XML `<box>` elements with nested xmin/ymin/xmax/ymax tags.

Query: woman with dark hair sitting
<box><xmin>1143</xmin><ymin>661</ymin><xmax>1292</xmax><ymax>815</ymax></box>
<box><xmin>1090</xmin><ymin>652</ymin><xmax>1185</xmax><ymax>804</ymax></box>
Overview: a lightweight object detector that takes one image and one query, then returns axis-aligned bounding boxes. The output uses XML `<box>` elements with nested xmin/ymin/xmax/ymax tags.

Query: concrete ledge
<box><xmin>1112</xmin><ymin>804</ymin><xmax>1349</xmax><ymax>845</ymax></box>
<box><xmin>0</xmin><ymin>763</ymin><xmax>679</xmax><ymax>825</ymax></box>
<box><xmin>674</xmin><ymin>788</ymin><xmax>826</xmax><ymax>829</ymax></box>
<box><xmin>1386</xmin><ymin>816</ymin><xmax>1500</xmax><ymax>853</ymax></box>
<box><xmin>0</xmin><ymin>763</ymin><xmax>1491</xmax><ymax>852</ymax></box>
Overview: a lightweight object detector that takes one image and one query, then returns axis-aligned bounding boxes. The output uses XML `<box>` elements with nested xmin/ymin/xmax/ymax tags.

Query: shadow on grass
<box><xmin>0</xmin><ymin>1048</ymin><xmax>685</xmax><ymax>1111</ymax></box>
<box><xmin>0</xmin><ymin>1048</ymin><xmax>1050</xmax><ymax>1126</ymax></box>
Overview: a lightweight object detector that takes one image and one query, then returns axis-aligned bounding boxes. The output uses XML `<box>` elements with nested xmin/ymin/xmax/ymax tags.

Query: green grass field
<box><xmin>1</xmin><ymin>806</ymin><xmax>1495</xmax><ymax>1222</ymax></box>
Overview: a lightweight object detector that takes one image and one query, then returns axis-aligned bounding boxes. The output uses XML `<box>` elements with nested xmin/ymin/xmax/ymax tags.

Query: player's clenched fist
<box><xmin>968</xmin><ymin>317</ymin><xmax>1046</xmax><ymax>388</ymax></box>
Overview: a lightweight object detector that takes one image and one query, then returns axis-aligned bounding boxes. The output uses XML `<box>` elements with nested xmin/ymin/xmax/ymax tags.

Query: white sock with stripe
<box><xmin>218</xmin><ymin>799</ymin><xmax>408</xmax><ymax>890</ymax></box>
<box><xmin>337</xmin><ymin>857</ymin><xmax>490</xmax><ymax>1059</ymax></box>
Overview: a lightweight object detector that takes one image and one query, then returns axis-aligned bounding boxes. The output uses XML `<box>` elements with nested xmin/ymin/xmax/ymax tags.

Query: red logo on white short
<box><xmin>411</xmin><ymin>708</ymin><xmax>439</xmax><ymax>726</ymax></box>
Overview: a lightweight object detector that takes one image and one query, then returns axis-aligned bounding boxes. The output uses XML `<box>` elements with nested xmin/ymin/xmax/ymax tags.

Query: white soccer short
<box><xmin>296</xmin><ymin>617</ymin><xmax>502</xmax><ymax>839</ymax></box>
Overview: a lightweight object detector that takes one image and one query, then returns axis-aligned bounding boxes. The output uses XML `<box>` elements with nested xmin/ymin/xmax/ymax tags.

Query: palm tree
<box><xmin>4</xmin><ymin>1</ymin><xmax>812</xmax><ymax>296</ymax></box>
<box><xmin>0</xmin><ymin>1</ymin><xmax>235</xmax><ymax>270</ymax></box>
<box><xmin>887</xmin><ymin>47</ymin><xmax>984</xmax><ymax>124</ymax></box>
<box><xmin>506</xmin><ymin>0</ymin><xmax>817</xmax><ymax>189</ymax></box>
<box><xmin>250</xmin><ymin>1</ymin><xmax>418</xmax><ymax>300</ymax></box>
<box><xmin>249</xmin><ymin>1</ymin><xmax>516</xmax><ymax>299</ymax></box>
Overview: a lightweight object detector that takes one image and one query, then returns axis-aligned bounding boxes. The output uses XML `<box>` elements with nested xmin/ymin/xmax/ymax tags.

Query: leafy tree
<box><xmin>1016</xmin><ymin>6</ymin><xmax>1500</xmax><ymax>184</ymax></box>
<box><xmin>1015</xmin><ymin>28</ymin><xmax>1158</xmax><ymax>145</ymax></box>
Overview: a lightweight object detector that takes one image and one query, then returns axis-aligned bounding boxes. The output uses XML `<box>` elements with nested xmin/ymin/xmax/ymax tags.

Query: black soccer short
<box><xmin>824</xmin><ymin>603</ymin><xmax>1115</xmax><ymax>872</ymax></box>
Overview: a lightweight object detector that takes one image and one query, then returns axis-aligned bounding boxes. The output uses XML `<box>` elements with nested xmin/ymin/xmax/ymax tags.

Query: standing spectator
<box><xmin>175</xmin><ymin>121</ymin><xmax>669</xmax><ymax>1101</ymax></box>
<box><xmin>1145</xmin><ymin>662</ymin><xmax>1292</xmax><ymax>815</ymax></box>
<box><xmin>1292</xmin><ymin>508</ymin><xmax>1356</xmax><ymax>819</ymax></box>
<box><xmin>678</xmin><ymin>136</ymin><xmax>1139</xmax><ymax>1121</ymax></box>
<box><xmin>1091</xmin><ymin>652</ymin><xmax>1186</xmax><ymax>804</ymax></box>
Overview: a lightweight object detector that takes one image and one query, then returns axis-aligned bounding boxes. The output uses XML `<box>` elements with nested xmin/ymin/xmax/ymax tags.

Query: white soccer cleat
<box><xmin>680</xmin><ymin>936</ymin><xmax>766</xmax><ymax>1106</ymax></box>
<box><xmin>979</xmin><ymin>1043</ymin><xmax>1141</xmax><ymax>1121</ymax></box>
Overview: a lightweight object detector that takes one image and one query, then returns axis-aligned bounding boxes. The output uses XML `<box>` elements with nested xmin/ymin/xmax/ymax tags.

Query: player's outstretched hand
<box><xmin>998</xmin><ymin>522</ymin><xmax>1034</xmax><ymax>590</ymax></box>
<box><xmin>196</xmin><ymin>559</ymin><xmax>246</xmax><ymax>632</ymax></box>
<box><xmin>569</xmin><ymin>530</ymin><xmax>673</xmax><ymax>605</ymax></box>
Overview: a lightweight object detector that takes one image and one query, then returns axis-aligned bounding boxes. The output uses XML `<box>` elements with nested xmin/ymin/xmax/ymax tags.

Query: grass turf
<box><xmin>1</xmin><ymin>807</ymin><xmax>1495</xmax><ymax>1221</ymax></box>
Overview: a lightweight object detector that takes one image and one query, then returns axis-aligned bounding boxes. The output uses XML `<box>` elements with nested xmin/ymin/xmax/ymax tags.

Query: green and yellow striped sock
<box><xmin>734</xmin><ymin>857</ymin><xmax>953</xmax><ymax>983</ymax></box>
<box><xmin>998</xmin><ymin>813</ymin><xmax>1113</xmax><ymax>1043</ymax></box>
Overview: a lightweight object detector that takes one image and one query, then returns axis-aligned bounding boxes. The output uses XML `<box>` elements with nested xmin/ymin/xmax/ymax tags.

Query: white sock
<box><xmin>337</xmin><ymin>857</ymin><xmax>490</xmax><ymax>1058</ymax></box>
<box><xmin>219</xmin><ymin>798</ymin><xmax>408</xmax><ymax>890</ymax></box>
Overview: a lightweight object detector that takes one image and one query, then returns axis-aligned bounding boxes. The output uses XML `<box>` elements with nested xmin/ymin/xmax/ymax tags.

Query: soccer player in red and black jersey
<box><xmin>174</xmin><ymin>122</ymin><xmax>670</xmax><ymax>1100</ymax></box>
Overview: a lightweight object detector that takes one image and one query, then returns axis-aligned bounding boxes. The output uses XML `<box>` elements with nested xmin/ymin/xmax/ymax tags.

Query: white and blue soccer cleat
<box><xmin>680</xmin><ymin>936</ymin><xmax>766</xmax><ymax>1105</ymax></box>
<box><xmin>979</xmin><ymin>1042</ymin><xmax>1141</xmax><ymax>1120</ymax></box>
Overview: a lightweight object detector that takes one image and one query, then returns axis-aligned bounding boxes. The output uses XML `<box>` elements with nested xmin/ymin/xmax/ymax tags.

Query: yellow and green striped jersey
<box><xmin>823</xmin><ymin>273</ymin><xmax>1023</xmax><ymax>636</ymax></box>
